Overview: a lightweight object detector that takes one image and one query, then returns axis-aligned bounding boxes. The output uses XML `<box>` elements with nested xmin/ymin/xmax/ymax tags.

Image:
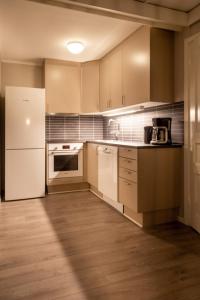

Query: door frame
<box><xmin>184</xmin><ymin>31</ymin><xmax>200</xmax><ymax>226</ymax></box>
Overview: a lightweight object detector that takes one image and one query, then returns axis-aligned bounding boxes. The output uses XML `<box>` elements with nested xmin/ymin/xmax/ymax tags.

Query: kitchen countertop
<box><xmin>46</xmin><ymin>139</ymin><xmax>87</xmax><ymax>144</ymax></box>
<box><xmin>46</xmin><ymin>139</ymin><xmax>183</xmax><ymax>148</ymax></box>
<box><xmin>87</xmin><ymin>140</ymin><xmax>183</xmax><ymax>148</ymax></box>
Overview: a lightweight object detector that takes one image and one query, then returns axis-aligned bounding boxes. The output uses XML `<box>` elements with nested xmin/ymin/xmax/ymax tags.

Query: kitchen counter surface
<box><xmin>46</xmin><ymin>139</ymin><xmax>183</xmax><ymax>148</ymax></box>
<box><xmin>87</xmin><ymin>140</ymin><xmax>183</xmax><ymax>148</ymax></box>
<box><xmin>46</xmin><ymin>140</ymin><xmax>87</xmax><ymax>144</ymax></box>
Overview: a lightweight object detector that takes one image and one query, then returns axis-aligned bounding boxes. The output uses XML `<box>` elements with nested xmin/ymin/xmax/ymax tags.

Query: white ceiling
<box><xmin>138</xmin><ymin>0</ymin><xmax>200</xmax><ymax>12</ymax></box>
<box><xmin>0</xmin><ymin>0</ymin><xmax>141</xmax><ymax>64</ymax></box>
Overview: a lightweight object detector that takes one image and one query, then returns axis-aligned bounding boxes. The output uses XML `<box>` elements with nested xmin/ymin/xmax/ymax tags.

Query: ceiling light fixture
<box><xmin>66</xmin><ymin>41</ymin><xmax>85</xmax><ymax>54</ymax></box>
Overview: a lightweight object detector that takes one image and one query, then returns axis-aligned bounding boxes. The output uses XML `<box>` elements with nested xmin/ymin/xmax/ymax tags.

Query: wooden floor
<box><xmin>1</xmin><ymin>191</ymin><xmax>200</xmax><ymax>300</ymax></box>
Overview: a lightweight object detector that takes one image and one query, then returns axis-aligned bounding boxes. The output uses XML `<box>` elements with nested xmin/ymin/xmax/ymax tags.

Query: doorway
<box><xmin>185</xmin><ymin>32</ymin><xmax>200</xmax><ymax>232</ymax></box>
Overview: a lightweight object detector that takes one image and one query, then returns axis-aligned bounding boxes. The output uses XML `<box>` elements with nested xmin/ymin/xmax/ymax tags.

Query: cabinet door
<box><xmin>119</xmin><ymin>178</ymin><xmax>138</xmax><ymax>212</ymax></box>
<box><xmin>45</xmin><ymin>61</ymin><xmax>81</xmax><ymax>113</ymax></box>
<box><xmin>100</xmin><ymin>56</ymin><xmax>110</xmax><ymax>111</ymax></box>
<box><xmin>109</xmin><ymin>47</ymin><xmax>123</xmax><ymax>109</ymax></box>
<box><xmin>122</xmin><ymin>26</ymin><xmax>150</xmax><ymax>106</ymax></box>
<box><xmin>81</xmin><ymin>61</ymin><xmax>100</xmax><ymax>113</ymax></box>
<box><xmin>87</xmin><ymin>143</ymin><xmax>98</xmax><ymax>189</ymax></box>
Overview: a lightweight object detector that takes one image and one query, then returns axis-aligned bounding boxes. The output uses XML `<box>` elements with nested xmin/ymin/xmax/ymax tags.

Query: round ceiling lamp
<box><xmin>66</xmin><ymin>41</ymin><xmax>85</xmax><ymax>54</ymax></box>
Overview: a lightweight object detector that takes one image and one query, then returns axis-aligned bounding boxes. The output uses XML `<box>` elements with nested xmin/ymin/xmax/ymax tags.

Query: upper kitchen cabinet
<box><xmin>110</xmin><ymin>47</ymin><xmax>123</xmax><ymax>109</ymax></box>
<box><xmin>100</xmin><ymin>25</ymin><xmax>174</xmax><ymax>111</ymax></box>
<box><xmin>122</xmin><ymin>26</ymin><xmax>174</xmax><ymax>106</ymax></box>
<box><xmin>45</xmin><ymin>59</ymin><xmax>81</xmax><ymax>113</ymax></box>
<box><xmin>81</xmin><ymin>60</ymin><xmax>100</xmax><ymax>113</ymax></box>
<box><xmin>99</xmin><ymin>55</ymin><xmax>110</xmax><ymax>111</ymax></box>
<box><xmin>100</xmin><ymin>47</ymin><xmax>123</xmax><ymax>111</ymax></box>
<box><xmin>122</xmin><ymin>26</ymin><xmax>149</xmax><ymax>106</ymax></box>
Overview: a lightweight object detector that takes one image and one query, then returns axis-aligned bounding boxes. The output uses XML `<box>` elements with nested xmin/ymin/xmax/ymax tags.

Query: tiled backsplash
<box><xmin>104</xmin><ymin>102</ymin><xmax>184</xmax><ymax>144</ymax></box>
<box><xmin>46</xmin><ymin>101</ymin><xmax>184</xmax><ymax>144</ymax></box>
<box><xmin>46</xmin><ymin>115</ymin><xmax>103</xmax><ymax>141</ymax></box>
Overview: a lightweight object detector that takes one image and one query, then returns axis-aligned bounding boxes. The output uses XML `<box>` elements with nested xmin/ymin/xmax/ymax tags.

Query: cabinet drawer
<box><xmin>119</xmin><ymin>147</ymin><xmax>137</xmax><ymax>159</ymax></box>
<box><xmin>119</xmin><ymin>178</ymin><xmax>138</xmax><ymax>212</ymax></box>
<box><xmin>119</xmin><ymin>167</ymin><xmax>137</xmax><ymax>182</ymax></box>
<box><xmin>119</xmin><ymin>157</ymin><xmax>137</xmax><ymax>171</ymax></box>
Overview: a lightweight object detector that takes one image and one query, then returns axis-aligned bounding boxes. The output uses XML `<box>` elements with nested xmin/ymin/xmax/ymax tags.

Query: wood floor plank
<box><xmin>0</xmin><ymin>191</ymin><xmax>200</xmax><ymax>300</ymax></box>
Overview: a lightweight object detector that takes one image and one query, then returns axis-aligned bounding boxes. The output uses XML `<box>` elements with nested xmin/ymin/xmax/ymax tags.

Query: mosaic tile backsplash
<box><xmin>46</xmin><ymin>115</ymin><xmax>103</xmax><ymax>141</ymax></box>
<box><xmin>46</xmin><ymin>101</ymin><xmax>184</xmax><ymax>144</ymax></box>
<box><xmin>104</xmin><ymin>102</ymin><xmax>184</xmax><ymax>144</ymax></box>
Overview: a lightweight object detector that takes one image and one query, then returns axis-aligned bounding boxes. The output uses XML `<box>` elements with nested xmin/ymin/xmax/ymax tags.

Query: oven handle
<box><xmin>48</xmin><ymin>150</ymin><xmax>82</xmax><ymax>155</ymax></box>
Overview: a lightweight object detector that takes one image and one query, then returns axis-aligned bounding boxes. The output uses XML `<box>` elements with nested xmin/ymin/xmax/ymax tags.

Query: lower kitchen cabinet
<box><xmin>119</xmin><ymin>178</ymin><xmax>138</xmax><ymax>211</ymax></box>
<box><xmin>87</xmin><ymin>143</ymin><xmax>99</xmax><ymax>190</ymax></box>
<box><xmin>87</xmin><ymin>142</ymin><xmax>183</xmax><ymax>228</ymax></box>
<box><xmin>119</xmin><ymin>146</ymin><xmax>183</xmax><ymax>227</ymax></box>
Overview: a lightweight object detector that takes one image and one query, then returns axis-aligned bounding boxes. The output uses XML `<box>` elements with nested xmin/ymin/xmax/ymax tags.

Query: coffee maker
<box><xmin>151</xmin><ymin>118</ymin><xmax>172</xmax><ymax>145</ymax></box>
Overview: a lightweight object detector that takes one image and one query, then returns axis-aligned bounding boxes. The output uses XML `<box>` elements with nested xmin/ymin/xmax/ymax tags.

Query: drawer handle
<box><xmin>127</xmin><ymin>149</ymin><xmax>132</xmax><ymax>152</ymax></box>
<box><xmin>127</xmin><ymin>160</ymin><xmax>131</xmax><ymax>163</ymax></box>
<box><xmin>127</xmin><ymin>171</ymin><xmax>132</xmax><ymax>175</ymax></box>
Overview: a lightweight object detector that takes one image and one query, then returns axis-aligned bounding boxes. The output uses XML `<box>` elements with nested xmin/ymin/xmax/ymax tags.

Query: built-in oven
<box><xmin>48</xmin><ymin>143</ymin><xmax>83</xmax><ymax>179</ymax></box>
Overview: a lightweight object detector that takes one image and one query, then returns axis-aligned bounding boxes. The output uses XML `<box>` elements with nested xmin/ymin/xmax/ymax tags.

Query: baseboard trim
<box><xmin>124</xmin><ymin>213</ymin><xmax>143</xmax><ymax>228</ymax></box>
<box><xmin>90</xmin><ymin>189</ymin><xmax>101</xmax><ymax>198</ymax></box>
<box><xmin>48</xmin><ymin>188</ymin><xmax>89</xmax><ymax>195</ymax></box>
<box><xmin>177</xmin><ymin>216</ymin><xmax>188</xmax><ymax>225</ymax></box>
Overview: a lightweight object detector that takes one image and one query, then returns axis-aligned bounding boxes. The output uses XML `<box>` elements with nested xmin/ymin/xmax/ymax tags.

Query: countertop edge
<box><xmin>86</xmin><ymin>141</ymin><xmax>183</xmax><ymax>148</ymax></box>
<box><xmin>46</xmin><ymin>139</ymin><xmax>183</xmax><ymax>148</ymax></box>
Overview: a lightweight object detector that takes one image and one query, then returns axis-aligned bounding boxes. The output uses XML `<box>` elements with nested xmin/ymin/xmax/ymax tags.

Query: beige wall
<box><xmin>1</xmin><ymin>62</ymin><xmax>44</xmax><ymax>96</ymax></box>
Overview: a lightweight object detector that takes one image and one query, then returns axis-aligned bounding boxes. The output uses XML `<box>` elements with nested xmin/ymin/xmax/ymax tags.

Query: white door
<box><xmin>5</xmin><ymin>87</ymin><xmax>45</xmax><ymax>149</ymax></box>
<box><xmin>5</xmin><ymin>149</ymin><xmax>45</xmax><ymax>201</ymax></box>
<box><xmin>185</xmin><ymin>33</ymin><xmax>200</xmax><ymax>232</ymax></box>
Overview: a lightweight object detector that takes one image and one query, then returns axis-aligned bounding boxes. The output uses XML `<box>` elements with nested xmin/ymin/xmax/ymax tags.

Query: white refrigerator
<box><xmin>5</xmin><ymin>87</ymin><xmax>45</xmax><ymax>201</ymax></box>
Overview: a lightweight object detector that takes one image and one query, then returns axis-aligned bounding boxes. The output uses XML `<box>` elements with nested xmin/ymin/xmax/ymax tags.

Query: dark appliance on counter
<box><xmin>144</xmin><ymin>126</ymin><xmax>153</xmax><ymax>144</ymax></box>
<box><xmin>151</xmin><ymin>117</ymin><xmax>172</xmax><ymax>145</ymax></box>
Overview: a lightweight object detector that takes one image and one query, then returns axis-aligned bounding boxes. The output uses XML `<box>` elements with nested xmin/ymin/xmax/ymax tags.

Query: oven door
<box><xmin>48</xmin><ymin>150</ymin><xmax>83</xmax><ymax>179</ymax></box>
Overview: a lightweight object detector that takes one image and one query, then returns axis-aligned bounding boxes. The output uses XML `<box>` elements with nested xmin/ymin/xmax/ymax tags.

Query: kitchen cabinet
<box><xmin>99</xmin><ymin>25</ymin><xmax>174</xmax><ymax>111</ymax></box>
<box><xmin>100</xmin><ymin>47</ymin><xmax>123</xmax><ymax>111</ymax></box>
<box><xmin>81</xmin><ymin>60</ymin><xmax>100</xmax><ymax>113</ymax></box>
<box><xmin>45</xmin><ymin>59</ymin><xmax>81</xmax><ymax>113</ymax></box>
<box><xmin>87</xmin><ymin>143</ymin><xmax>99</xmax><ymax>190</ymax></box>
<box><xmin>109</xmin><ymin>47</ymin><xmax>123</xmax><ymax>109</ymax></box>
<box><xmin>100</xmin><ymin>56</ymin><xmax>110</xmax><ymax>111</ymax></box>
<box><xmin>119</xmin><ymin>146</ymin><xmax>183</xmax><ymax>227</ymax></box>
<box><xmin>122</xmin><ymin>26</ymin><xmax>150</xmax><ymax>106</ymax></box>
<box><xmin>87</xmin><ymin>142</ymin><xmax>183</xmax><ymax>227</ymax></box>
<box><xmin>122</xmin><ymin>26</ymin><xmax>174</xmax><ymax>105</ymax></box>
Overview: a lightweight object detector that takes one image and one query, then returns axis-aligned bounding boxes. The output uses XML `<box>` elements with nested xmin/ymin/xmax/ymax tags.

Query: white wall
<box><xmin>174</xmin><ymin>21</ymin><xmax>200</xmax><ymax>105</ymax></box>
